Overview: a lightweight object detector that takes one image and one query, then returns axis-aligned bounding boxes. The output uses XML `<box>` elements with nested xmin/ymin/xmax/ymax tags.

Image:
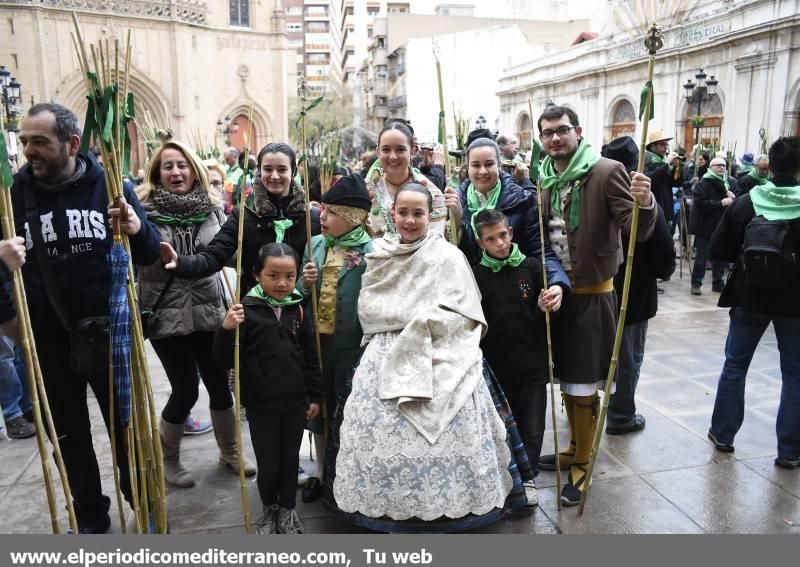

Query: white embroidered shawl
<box><xmin>358</xmin><ymin>232</ymin><xmax>487</xmax><ymax>444</ymax></box>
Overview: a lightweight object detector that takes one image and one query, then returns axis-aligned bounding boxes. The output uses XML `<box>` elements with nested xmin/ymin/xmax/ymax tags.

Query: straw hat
<box><xmin>646</xmin><ymin>130</ymin><xmax>672</xmax><ymax>146</ymax></box>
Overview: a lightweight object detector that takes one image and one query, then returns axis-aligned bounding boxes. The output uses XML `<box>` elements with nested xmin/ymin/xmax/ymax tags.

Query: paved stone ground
<box><xmin>1</xmin><ymin>265</ymin><xmax>799</xmax><ymax>534</ymax></box>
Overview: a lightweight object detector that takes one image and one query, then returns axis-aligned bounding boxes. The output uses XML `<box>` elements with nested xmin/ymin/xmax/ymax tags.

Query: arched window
<box><xmin>230</xmin><ymin>0</ymin><xmax>250</xmax><ymax>27</ymax></box>
<box><xmin>610</xmin><ymin>99</ymin><xmax>636</xmax><ymax>140</ymax></box>
<box><xmin>683</xmin><ymin>92</ymin><xmax>723</xmax><ymax>151</ymax></box>
<box><xmin>516</xmin><ymin>113</ymin><xmax>533</xmax><ymax>151</ymax></box>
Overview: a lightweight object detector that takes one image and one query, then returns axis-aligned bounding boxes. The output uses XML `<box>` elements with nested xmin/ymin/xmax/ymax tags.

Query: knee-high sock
<box><xmin>561</xmin><ymin>393</ymin><xmax>576</xmax><ymax>456</ymax></box>
<box><xmin>568</xmin><ymin>393</ymin><xmax>599</xmax><ymax>486</ymax></box>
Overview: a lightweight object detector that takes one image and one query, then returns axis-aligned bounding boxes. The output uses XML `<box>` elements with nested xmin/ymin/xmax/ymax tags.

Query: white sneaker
<box><xmin>297</xmin><ymin>466</ymin><xmax>310</xmax><ymax>486</ymax></box>
<box><xmin>523</xmin><ymin>480</ymin><xmax>539</xmax><ymax>507</ymax></box>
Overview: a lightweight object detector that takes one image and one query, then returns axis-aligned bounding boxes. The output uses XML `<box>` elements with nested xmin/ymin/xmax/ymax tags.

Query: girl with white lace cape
<box><xmin>332</xmin><ymin>183</ymin><xmax>518</xmax><ymax>532</ymax></box>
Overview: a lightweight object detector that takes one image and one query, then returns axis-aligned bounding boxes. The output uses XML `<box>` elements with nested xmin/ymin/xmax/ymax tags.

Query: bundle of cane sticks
<box><xmin>70</xmin><ymin>14</ymin><xmax>167</xmax><ymax>533</ymax></box>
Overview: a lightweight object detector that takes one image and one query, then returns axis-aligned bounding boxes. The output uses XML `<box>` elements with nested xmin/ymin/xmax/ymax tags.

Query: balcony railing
<box><xmin>2</xmin><ymin>0</ymin><xmax>209</xmax><ymax>25</ymax></box>
<box><xmin>388</xmin><ymin>95</ymin><xmax>406</xmax><ymax>110</ymax></box>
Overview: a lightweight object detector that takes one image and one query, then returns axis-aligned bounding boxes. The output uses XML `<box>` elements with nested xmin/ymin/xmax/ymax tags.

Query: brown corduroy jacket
<box><xmin>540</xmin><ymin>157</ymin><xmax>657</xmax><ymax>288</ymax></box>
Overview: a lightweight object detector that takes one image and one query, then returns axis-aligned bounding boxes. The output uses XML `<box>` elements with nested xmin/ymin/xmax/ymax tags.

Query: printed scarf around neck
<box><xmin>539</xmin><ymin>141</ymin><xmax>600</xmax><ymax>232</ymax></box>
<box><xmin>748</xmin><ymin>168</ymin><xmax>770</xmax><ymax>186</ymax></box>
<box><xmin>246</xmin><ymin>284</ymin><xmax>304</xmax><ymax>307</ymax></box>
<box><xmin>479</xmin><ymin>242</ymin><xmax>526</xmax><ymax>272</ymax></box>
<box><xmin>467</xmin><ymin>179</ymin><xmax>501</xmax><ymax>235</ymax></box>
<box><xmin>150</xmin><ymin>183</ymin><xmax>217</xmax><ymax>226</ymax></box>
<box><xmin>323</xmin><ymin>225</ymin><xmax>372</xmax><ymax>248</ymax></box>
<box><xmin>703</xmin><ymin>170</ymin><xmax>730</xmax><ymax>192</ymax></box>
<box><xmin>750</xmin><ymin>182</ymin><xmax>800</xmax><ymax>221</ymax></box>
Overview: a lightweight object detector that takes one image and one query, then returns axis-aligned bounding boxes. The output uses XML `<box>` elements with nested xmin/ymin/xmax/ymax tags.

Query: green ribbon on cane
<box><xmin>639</xmin><ymin>80</ymin><xmax>654</xmax><ymax>121</ymax></box>
<box><xmin>294</xmin><ymin>95</ymin><xmax>325</xmax><ymax>129</ymax></box>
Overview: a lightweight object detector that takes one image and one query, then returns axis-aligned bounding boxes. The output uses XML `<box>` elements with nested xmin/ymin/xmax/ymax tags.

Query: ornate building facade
<box><xmin>499</xmin><ymin>0</ymin><xmax>800</xmax><ymax>155</ymax></box>
<box><xmin>0</xmin><ymin>0</ymin><xmax>292</xmax><ymax>169</ymax></box>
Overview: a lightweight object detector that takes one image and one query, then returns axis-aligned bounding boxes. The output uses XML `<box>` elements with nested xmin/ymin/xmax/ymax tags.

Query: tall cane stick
<box><xmin>529</xmin><ymin>99</ymin><xmax>561</xmax><ymax>510</ymax></box>
<box><xmin>234</xmin><ymin>103</ymin><xmax>255</xmax><ymax>534</ymax></box>
<box><xmin>432</xmin><ymin>41</ymin><xmax>460</xmax><ymax>246</ymax></box>
<box><xmin>578</xmin><ymin>23</ymin><xmax>664</xmax><ymax>516</ymax></box>
<box><xmin>297</xmin><ymin>74</ymin><xmax>323</xmax><ymax>361</ymax></box>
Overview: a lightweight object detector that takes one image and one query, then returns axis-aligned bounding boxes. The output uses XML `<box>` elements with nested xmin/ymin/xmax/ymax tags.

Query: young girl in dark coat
<box><xmin>214</xmin><ymin>243</ymin><xmax>324</xmax><ymax>535</ymax></box>
<box><xmin>472</xmin><ymin>209</ymin><xmax>563</xmax><ymax>507</ymax></box>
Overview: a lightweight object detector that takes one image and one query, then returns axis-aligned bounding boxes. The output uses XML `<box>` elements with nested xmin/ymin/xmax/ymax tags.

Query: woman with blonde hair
<box><xmin>137</xmin><ymin>140</ymin><xmax>255</xmax><ymax>489</ymax></box>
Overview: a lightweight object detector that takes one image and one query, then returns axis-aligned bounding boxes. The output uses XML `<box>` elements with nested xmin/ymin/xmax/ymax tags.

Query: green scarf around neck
<box><xmin>467</xmin><ymin>179</ymin><xmax>502</xmax><ymax>235</ymax></box>
<box><xmin>246</xmin><ymin>284</ymin><xmax>304</xmax><ymax>307</ymax></box>
<box><xmin>750</xmin><ymin>182</ymin><xmax>800</xmax><ymax>221</ymax></box>
<box><xmin>323</xmin><ymin>225</ymin><xmax>371</xmax><ymax>248</ymax></box>
<box><xmin>748</xmin><ymin>168</ymin><xmax>770</xmax><ymax>186</ymax></box>
<box><xmin>273</xmin><ymin>219</ymin><xmax>294</xmax><ymax>243</ymax></box>
<box><xmin>646</xmin><ymin>150</ymin><xmax>667</xmax><ymax>166</ymax></box>
<box><xmin>479</xmin><ymin>242</ymin><xmax>526</xmax><ymax>272</ymax></box>
<box><xmin>703</xmin><ymin>170</ymin><xmax>730</xmax><ymax>192</ymax></box>
<box><xmin>539</xmin><ymin>141</ymin><xmax>600</xmax><ymax>232</ymax></box>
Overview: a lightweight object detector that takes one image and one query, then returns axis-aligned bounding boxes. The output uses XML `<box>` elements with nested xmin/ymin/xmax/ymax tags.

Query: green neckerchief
<box><xmin>273</xmin><ymin>219</ymin><xmax>294</xmax><ymax>243</ymax></box>
<box><xmin>748</xmin><ymin>168</ymin><xmax>770</xmax><ymax>186</ymax></box>
<box><xmin>703</xmin><ymin>170</ymin><xmax>730</xmax><ymax>192</ymax></box>
<box><xmin>246</xmin><ymin>284</ymin><xmax>304</xmax><ymax>307</ymax></box>
<box><xmin>750</xmin><ymin>182</ymin><xmax>800</xmax><ymax>221</ymax></box>
<box><xmin>323</xmin><ymin>225</ymin><xmax>372</xmax><ymax>248</ymax></box>
<box><xmin>539</xmin><ymin>141</ymin><xmax>600</xmax><ymax>232</ymax></box>
<box><xmin>467</xmin><ymin>179</ymin><xmax>501</xmax><ymax>235</ymax></box>
<box><xmin>150</xmin><ymin>212</ymin><xmax>210</xmax><ymax>226</ymax></box>
<box><xmin>739</xmin><ymin>165</ymin><xmax>754</xmax><ymax>177</ymax></box>
<box><xmin>646</xmin><ymin>150</ymin><xmax>671</xmax><ymax>168</ymax></box>
<box><xmin>479</xmin><ymin>243</ymin><xmax>526</xmax><ymax>273</ymax></box>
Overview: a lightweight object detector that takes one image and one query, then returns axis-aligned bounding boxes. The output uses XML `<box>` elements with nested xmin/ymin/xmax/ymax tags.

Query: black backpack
<box><xmin>740</xmin><ymin>215</ymin><xmax>798</xmax><ymax>289</ymax></box>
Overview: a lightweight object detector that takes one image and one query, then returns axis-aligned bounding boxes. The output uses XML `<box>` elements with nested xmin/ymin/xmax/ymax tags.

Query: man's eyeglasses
<box><xmin>540</xmin><ymin>125</ymin><xmax>576</xmax><ymax>139</ymax></box>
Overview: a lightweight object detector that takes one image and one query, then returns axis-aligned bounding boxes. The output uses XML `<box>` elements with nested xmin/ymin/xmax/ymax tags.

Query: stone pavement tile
<box><xmin>601</xmin><ymin>408</ymin><xmax>734</xmax><ymax>474</ymax></box>
<box><xmin>536</xmin><ymin>475</ymin><xmax>703</xmax><ymax>534</ymax></box>
<box><xmin>635</xmin><ymin>376</ymin><xmax>717</xmax><ymax>417</ymax></box>
<box><xmin>642</xmin><ymin>461</ymin><xmax>800</xmax><ymax>533</ymax></box>
<box><xmin>468</xmin><ymin>508</ymin><xmax>559</xmax><ymax>534</ymax></box>
<box><xmin>645</xmin><ymin>352</ymin><xmax>726</xmax><ymax>385</ymax></box>
<box><xmin>672</xmin><ymin>410</ymin><xmax>777</xmax><ymax>460</ymax></box>
<box><xmin>741</xmin><ymin>457</ymin><xmax>800</xmax><ymax>499</ymax></box>
<box><xmin>687</xmin><ymin>371</ymin><xmax>782</xmax><ymax>409</ymax></box>
<box><xmin>0</xmin><ymin>436</ymin><xmax>37</xmax><ymax>487</ymax></box>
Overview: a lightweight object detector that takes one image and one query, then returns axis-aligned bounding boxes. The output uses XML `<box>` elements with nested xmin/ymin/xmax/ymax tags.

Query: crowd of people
<box><xmin>0</xmin><ymin>101</ymin><xmax>798</xmax><ymax>535</ymax></box>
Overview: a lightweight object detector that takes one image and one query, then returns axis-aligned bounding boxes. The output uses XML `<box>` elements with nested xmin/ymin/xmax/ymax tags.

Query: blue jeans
<box><xmin>608</xmin><ymin>320</ymin><xmax>648</xmax><ymax>423</ymax></box>
<box><xmin>0</xmin><ymin>335</ymin><xmax>31</xmax><ymax>421</ymax></box>
<box><xmin>710</xmin><ymin>308</ymin><xmax>800</xmax><ymax>458</ymax></box>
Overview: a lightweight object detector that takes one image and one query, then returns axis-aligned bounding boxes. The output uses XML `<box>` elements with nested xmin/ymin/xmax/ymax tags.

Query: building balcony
<box><xmin>388</xmin><ymin>95</ymin><xmax>406</xmax><ymax>110</ymax></box>
<box><xmin>4</xmin><ymin>0</ymin><xmax>210</xmax><ymax>26</ymax></box>
<box><xmin>372</xmin><ymin>105</ymin><xmax>389</xmax><ymax>119</ymax></box>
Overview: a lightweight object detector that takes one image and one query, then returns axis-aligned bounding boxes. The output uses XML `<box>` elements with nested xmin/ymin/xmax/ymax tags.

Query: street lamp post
<box><xmin>683</xmin><ymin>68</ymin><xmax>718</xmax><ymax>152</ymax></box>
<box><xmin>216</xmin><ymin>114</ymin><xmax>240</xmax><ymax>147</ymax></box>
<box><xmin>0</xmin><ymin>65</ymin><xmax>23</xmax><ymax>164</ymax></box>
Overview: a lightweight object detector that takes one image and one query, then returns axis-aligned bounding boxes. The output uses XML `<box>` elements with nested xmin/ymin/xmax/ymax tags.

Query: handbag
<box><xmin>24</xmin><ymin>187</ymin><xmax>111</xmax><ymax>378</ymax></box>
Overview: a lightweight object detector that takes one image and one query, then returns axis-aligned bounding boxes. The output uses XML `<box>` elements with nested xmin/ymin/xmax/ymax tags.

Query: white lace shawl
<box><xmin>358</xmin><ymin>233</ymin><xmax>487</xmax><ymax>443</ymax></box>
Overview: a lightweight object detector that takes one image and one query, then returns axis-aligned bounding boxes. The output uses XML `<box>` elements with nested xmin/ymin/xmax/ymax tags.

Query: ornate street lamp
<box><xmin>0</xmin><ymin>65</ymin><xmax>23</xmax><ymax>132</ymax></box>
<box><xmin>216</xmin><ymin>114</ymin><xmax>240</xmax><ymax>146</ymax></box>
<box><xmin>684</xmin><ymin>68</ymin><xmax>718</xmax><ymax>150</ymax></box>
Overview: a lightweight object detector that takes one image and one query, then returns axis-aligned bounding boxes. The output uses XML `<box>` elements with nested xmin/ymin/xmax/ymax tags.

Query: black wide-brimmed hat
<box><xmin>322</xmin><ymin>173</ymin><xmax>371</xmax><ymax>211</ymax></box>
<box><xmin>602</xmin><ymin>136</ymin><xmax>639</xmax><ymax>173</ymax></box>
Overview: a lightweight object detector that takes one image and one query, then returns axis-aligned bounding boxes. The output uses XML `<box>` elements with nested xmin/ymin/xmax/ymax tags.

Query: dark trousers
<box><xmin>150</xmin><ymin>332</ymin><xmax>232</xmax><ymax>424</ymax></box>
<box><xmin>248</xmin><ymin>404</ymin><xmax>307</xmax><ymax>508</ymax></box>
<box><xmin>35</xmin><ymin>332</ymin><xmax>132</xmax><ymax>528</ymax></box>
<box><xmin>691</xmin><ymin>236</ymin><xmax>726</xmax><ymax>287</ymax></box>
<box><xmin>504</xmin><ymin>381</ymin><xmax>547</xmax><ymax>477</ymax></box>
<box><xmin>608</xmin><ymin>320</ymin><xmax>648</xmax><ymax>423</ymax></box>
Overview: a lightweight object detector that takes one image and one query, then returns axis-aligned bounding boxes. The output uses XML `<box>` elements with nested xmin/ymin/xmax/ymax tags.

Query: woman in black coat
<box><xmin>160</xmin><ymin>142</ymin><xmax>321</xmax><ymax>291</ymax></box>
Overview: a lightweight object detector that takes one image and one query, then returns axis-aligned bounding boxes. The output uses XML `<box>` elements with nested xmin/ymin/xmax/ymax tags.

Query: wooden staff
<box><xmin>578</xmin><ymin>22</ymin><xmax>664</xmax><ymax>516</ymax></box>
<box><xmin>0</xmin><ymin>102</ymin><xmax>79</xmax><ymax>535</ymax></box>
<box><xmin>529</xmin><ymin>99</ymin><xmax>561</xmax><ymax>510</ymax></box>
<box><xmin>233</xmin><ymin>103</ymin><xmax>255</xmax><ymax>534</ymax></box>
<box><xmin>297</xmin><ymin>74</ymin><xmax>323</xmax><ymax>361</ymax></box>
<box><xmin>432</xmin><ymin>41</ymin><xmax>460</xmax><ymax>246</ymax></box>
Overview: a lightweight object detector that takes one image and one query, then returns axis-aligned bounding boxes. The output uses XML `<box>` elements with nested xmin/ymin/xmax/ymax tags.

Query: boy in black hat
<box><xmin>472</xmin><ymin>208</ymin><xmax>560</xmax><ymax>507</ymax></box>
<box><xmin>298</xmin><ymin>174</ymin><xmax>374</xmax><ymax>505</ymax></box>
